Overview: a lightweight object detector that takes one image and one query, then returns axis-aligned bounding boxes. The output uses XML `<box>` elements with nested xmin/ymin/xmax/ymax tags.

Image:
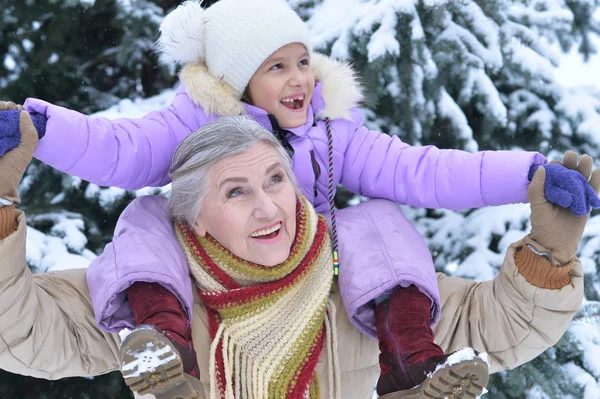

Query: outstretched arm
<box><xmin>0</xmin><ymin>207</ymin><xmax>121</xmax><ymax>379</ymax></box>
<box><xmin>432</xmin><ymin>152</ymin><xmax>599</xmax><ymax>372</ymax></box>
<box><xmin>433</xmin><ymin>241</ymin><xmax>582</xmax><ymax>373</ymax></box>
<box><xmin>0</xmin><ymin>112</ymin><xmax>120</xmax><ymax>379</ymax></box>
<box><xmin>22</xmin><ymin>85</ymin><xmax>216</xmax><ymax>189</ymax></box>
<box><xmin>339</xmin><ymin>108</ymin><xmax>547</xmax><ymax>209</ymax></box>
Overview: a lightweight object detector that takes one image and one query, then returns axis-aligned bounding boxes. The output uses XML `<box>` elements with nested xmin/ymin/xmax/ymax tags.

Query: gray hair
<box><xmin>168</xmin><ymin>116</ymin><xmax>297</xmax><ymax>225</ymax></box>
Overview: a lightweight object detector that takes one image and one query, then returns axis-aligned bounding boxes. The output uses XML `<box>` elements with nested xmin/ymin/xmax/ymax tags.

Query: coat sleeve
<box><xmin>24</xmin><ymin>85</ymin><xmax>216</xmax><ymax>190</ymax></box>
<box><xmin>0</xmin><ymin>211</ymin><xmax>121</xmax><ymax>379</ymax></box>
<box><xmin>339</xmin><ymin>109</ymin><xmax>547</xmax><ymax>209</ymax></box>
<box><xmin>432</xmin><ymin>240</ymin><xmax>583</xmax><ymax>373</ymax></box>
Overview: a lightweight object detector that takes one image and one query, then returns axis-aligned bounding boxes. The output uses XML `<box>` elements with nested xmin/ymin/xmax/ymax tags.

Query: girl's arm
<box><xmin>24</xmin><ymin>85</ymin><xmax>217</xmax><ymax>189</ymax></box>
<box><xmin>339</xmin><ymin>108</ymin><xmax>547</xmax><ymax>209</ymax></box>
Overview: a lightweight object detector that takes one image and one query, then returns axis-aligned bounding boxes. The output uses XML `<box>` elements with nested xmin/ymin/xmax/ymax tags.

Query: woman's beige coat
<box><xmin>0</xmin><ymin>210</ymin><xmax>584</xmax><ymax>398</ymax></box>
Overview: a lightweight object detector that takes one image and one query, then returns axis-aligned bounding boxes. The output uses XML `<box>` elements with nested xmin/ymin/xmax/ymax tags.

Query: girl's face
<box><xmin>247</xmin><ymin>43</ymin><xmax>315</xmax><ymax>129</ymax></box>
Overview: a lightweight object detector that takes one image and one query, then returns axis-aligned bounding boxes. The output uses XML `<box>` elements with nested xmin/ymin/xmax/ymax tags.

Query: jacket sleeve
<box><xmin>432</xmin><ymin>240</ymin><xmax>583</xmax><ymax>373</ymax></box>
<box><xmin>24</xmin><ymin>85</ymin><xmax>216</xmax><ymax>190</ymax></box>
<box><xmin>0</xmin><ymin>210</ymin><xmax>121</xmax><ymax>379</ymax></box>
<box><xmin>339</xmin><ymin>109</ymin><xmax>547</xmax><ymax>209</ymax></box>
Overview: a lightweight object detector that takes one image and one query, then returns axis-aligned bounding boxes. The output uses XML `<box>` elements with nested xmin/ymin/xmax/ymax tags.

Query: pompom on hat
<box><xmin>157</xmin><ymin>0</ymin><xmax>313</xmax><ymax>99</ymax></box>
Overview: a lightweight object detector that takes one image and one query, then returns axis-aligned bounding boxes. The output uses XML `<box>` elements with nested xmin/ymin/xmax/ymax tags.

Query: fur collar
<box><xmin>179</xmin><ymin>53</ymin><xmax>363</xmax><ymax>120</ymax></box>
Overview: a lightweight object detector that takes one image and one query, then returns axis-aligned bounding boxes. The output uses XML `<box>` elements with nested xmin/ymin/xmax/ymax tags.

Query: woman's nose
<box><xmin>253</xmin><ymin>191</ymin><xmax>278</xmax><ymax>220</ymax></box>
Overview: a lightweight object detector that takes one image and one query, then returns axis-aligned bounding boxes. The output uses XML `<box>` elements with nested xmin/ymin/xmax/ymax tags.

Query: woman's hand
<box><xmin>528</xmin><ymin>151</ymin><xmax>600</xmax><ymax>266</ymax></box>
<box><xmin>0</xmin><ymin>102</ymin><xmax>23</xmax><ymax>111</ymax></box>
<box><xmin>0</xmin><ymin>111</ymin><xmax>38</xmax><ymax>205</ymax></box>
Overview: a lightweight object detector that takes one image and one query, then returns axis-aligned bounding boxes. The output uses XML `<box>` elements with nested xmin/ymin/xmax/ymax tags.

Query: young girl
<box><xmin>1</xmin><ymin>0</ymin><xmax>569</xmax><ymax>397</ymax></box>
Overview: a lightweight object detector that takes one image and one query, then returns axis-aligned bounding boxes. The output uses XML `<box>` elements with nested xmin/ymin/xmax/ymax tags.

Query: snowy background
<box><xmin>3</xmin><ymin>0</ymin><xmax>600</xmax><ymax>398</ymax></box>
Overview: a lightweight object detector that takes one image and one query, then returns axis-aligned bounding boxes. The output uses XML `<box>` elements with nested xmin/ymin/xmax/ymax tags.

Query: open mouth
<box><xmin>250</xmin><ymin>222</ymin><xmax>282</xmax><ymax>240</ymax></box>
<box><xmin>280</xmin><ymin>95</ymin><xmax>305</xmax><ymax>110</ymax></box>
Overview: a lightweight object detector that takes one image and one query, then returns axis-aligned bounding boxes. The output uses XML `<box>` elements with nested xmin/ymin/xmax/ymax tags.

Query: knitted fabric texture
<box><xmin>514</xmin><ymin>244</ymin><xmax>573</xmax><ymax>289</ymax></box>
<box><xmin>0</xmin><ymin>110</ymin><xmax>47</xmax><ymax>157</ymax></box>
<box><xmin>529</xmin><ymin>163</ymin><xmax>600</xmax><ymax>216</ymax></box>
<box><xmin>0</xmin><ymin>111</ymin><xmax>20</xmax><ymax>157</ymax></box>
<box><xmin>175</xmin><ymin>196</ymin><xmax>338</xmax><ymax>399</ymax></box>
<box><xmin>157</xmin><ymin>0</ymin><xmax>312</xmax><ymax>98</ymax></box>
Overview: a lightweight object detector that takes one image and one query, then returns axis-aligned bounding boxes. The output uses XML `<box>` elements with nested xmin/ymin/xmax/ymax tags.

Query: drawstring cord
<box><xmin>324</xmin><ymin>118</ymin><xmax>340</xmax><ymax>276</ymax></box>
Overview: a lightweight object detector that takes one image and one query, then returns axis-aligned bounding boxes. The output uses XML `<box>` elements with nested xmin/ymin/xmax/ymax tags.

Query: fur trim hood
<box><xmin>179</xmin><ymin>53</ymin><xmax>363</xmax><ymax>120</ymax></box>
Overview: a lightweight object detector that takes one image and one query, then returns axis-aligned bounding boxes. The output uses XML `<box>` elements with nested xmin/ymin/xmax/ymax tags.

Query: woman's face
<box><xmin>193</xmin><ymin>143</ymin><xmax>297</xmax><ymax>266</ymax></box>
<box><xmin>247</xmin><ymin>43</ymin><xmax>315</xmax><ymax>129</ymax></box>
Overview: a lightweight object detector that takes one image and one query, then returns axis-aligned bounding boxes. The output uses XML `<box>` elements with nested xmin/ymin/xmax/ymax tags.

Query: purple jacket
<box><xmin>24</xmin><ymin>57</ymin><xmax>546</xmax><ymax>215</ymax></box>
<box><xmin>24</xmin><ymin>55</ymin><xmax>546</xmax><ymax>334</ymax></box>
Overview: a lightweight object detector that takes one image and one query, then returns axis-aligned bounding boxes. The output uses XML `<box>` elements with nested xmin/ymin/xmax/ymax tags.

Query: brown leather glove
<box><xmin>0</xmin><ymin>101</ymin><xmax>24</xmax><ymax>111</ymax></box>
<box><xmin>0</xmin><ymin>111</ymin><xmax>38</xmax><ymax>204</ymax></box>
<box><xmin>527</xmin><ymin>151</ymin><xmax>600</xmax><ymax>266</ymax></box>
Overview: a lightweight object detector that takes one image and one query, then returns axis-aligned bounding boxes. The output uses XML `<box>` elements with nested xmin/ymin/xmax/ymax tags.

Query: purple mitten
<box><xmin>31</xmin><ymin>112</ymin><xmax>47</xmax><ymax>139</ymax></box>
<box><xmin>543</xmin><ymin>163</ymin><xmax>600</xmax><ymax>216</ymax></box>
<box><xmin>0</xmin><ymin>110</ymin><xmax>21</xmax><ymax>157</ymax></box>
<box><xmin>0</xmin><ymin>110</ymin><xmax>47</xmax><ymax>157</ymax></box>
<box><xmin>528</xmin><ymin>164</ymin><xmax>540</xmax><ymax>181</ymax></box>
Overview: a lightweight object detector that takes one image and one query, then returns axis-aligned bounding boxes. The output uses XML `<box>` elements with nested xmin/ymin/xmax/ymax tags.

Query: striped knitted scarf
<box><xmin>175</xmin><ymin>196</ymin><xmax>339</xmax><ymax>399</ymax></box>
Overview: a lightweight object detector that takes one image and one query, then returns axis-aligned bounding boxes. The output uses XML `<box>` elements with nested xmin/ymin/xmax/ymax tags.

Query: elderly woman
<box><xmin>0</xmin><ymin>113</ymin><xmax>594</xmax><ymax>399</ymax></box>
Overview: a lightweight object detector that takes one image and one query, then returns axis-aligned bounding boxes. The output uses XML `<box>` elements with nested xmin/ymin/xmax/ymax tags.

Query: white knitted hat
<box><xmin>158</xmin><ymin>0</ymin><xmax>313</xmax><ymax>98</ymax></box>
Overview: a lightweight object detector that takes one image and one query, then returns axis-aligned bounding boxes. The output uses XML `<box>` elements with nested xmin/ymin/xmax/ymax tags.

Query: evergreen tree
<box><xmin>2</xmin><ymin>0</ymin><xmax>600</xmax><ymax>397</ymax></box>
<box><xmin>301</xmin><ymin>0</ymin><xmax>600</xmax><ymax>396</ymax></box>
<box><xmin>0</xmin><ymin>0</ymin><xmax>173</xmax><ymax>396</ymax></box>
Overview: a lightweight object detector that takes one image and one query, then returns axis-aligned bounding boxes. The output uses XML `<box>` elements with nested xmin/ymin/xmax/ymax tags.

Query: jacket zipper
<box><xmin>310</xmin><ymin>150</ymin><xmax>321</xmax><ymax>204</ymax></box>
<box><xmin>384</xmin><ymin>301</ymin><xmax>407</xmax><ymax>374</ymax></box>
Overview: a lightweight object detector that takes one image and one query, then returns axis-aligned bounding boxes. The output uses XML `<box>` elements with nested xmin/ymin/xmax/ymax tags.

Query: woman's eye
<box><xmin>299</xmin><ymin>59</ymin><xmax>310</xmax><ymax>66</ymax></box>
<box><xmin>271</xmin><ymin>173</ymin><xmax>284</xmax><ymax>184</ymax></box>
<box><xmin>270</xmin><ymin>63</ymin><xmax>283</xmax><ymax>70</ymax></box>
<box><xmin>271</xmin><ymin>173</ymin><xmax>285</xmax><ymax>185</ymax></box>
<box><xmin>227</xmin><ymin>188</ymin><xmax>243</xmax><ymax>198</ymax></box>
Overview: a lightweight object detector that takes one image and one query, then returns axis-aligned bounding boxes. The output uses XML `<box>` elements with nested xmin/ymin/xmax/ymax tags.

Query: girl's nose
<box><xmin>288</xmin><ymin>68</ymin><xmax>307</xmax><ymax>87</ymax></box>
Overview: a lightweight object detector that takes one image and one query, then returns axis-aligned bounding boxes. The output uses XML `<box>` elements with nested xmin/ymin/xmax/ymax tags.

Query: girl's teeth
<box><xmin>281</xmin><ymin>97</ymin><xmax>305</xmax><ymax>110</ymax></box>
<box><xmin>250</xmin><ymin>223</ymin><xmax>282</xmax><ymax>237</ymax></box>
<box><xmin>281</xmin><ymin>96</ymin><xmax>304</xmax><ymax>103</ymax></box>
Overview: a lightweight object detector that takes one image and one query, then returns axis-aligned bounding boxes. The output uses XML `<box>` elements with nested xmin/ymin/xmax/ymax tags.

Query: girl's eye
<box><xmin>227</xmin><ymin>188</ymin><xmax>244</xmax><ymax>198</ymax></box>
<box><xmin>270</xmin><ymin>63</ymin><xmax>283</xmax><ymax>70</ymax></box>
<box><xmin>299</xmin><ymin>59</ymin><xmax>310</xmax><ymax>67</ymax></box>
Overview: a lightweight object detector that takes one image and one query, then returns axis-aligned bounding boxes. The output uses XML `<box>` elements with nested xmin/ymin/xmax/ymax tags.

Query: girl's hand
<box><xmin>0</xmin><ymin>101</ymin><xmax>23</xmax><ymax>157</ymax></box>
<box><xmin>0</xmin><ymin>111</ymin><xmax>38</xmax><ymax>205</ymax></box>
<box><xmin>0</xmin><ymin>102</ymin><xmax>24</xmax><ymax>157</ymax></box>
<box><xmin>543</xmin><ymin>153</ymin><xmax>600</xmax><ymax>216</ymax></box>
<box><xmin>529</xmin><ymin>151</ymin><xmax>600</xmax><ymax>215</ymax></box>
<box><xmin>0</xmin><ymin>102</ymin><xmax>47</xmax><ymax>157</ymax></box>
<box><xmin>0</xmin><ymin>110</ymin><xmax>22</xmax><ymax>157</ymax></box>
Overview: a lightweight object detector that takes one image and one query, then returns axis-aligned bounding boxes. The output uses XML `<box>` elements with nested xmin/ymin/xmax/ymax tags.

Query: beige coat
<box><xmin>0</xmin><ymin>211</ymin><xmax>584</xmax><ymax>398</ymax></box>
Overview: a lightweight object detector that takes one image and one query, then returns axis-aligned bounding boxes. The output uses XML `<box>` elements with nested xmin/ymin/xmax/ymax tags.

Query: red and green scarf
<box><xmin>175</xmin><ymin>196</ymin><xmax>336</xmax><ymax>399</ymax></box>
